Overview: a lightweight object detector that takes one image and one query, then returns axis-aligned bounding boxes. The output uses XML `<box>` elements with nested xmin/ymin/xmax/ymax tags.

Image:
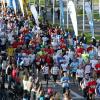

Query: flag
<box><xmin>12</xmin><ymin>0</ymin><xmax>17</xmax><ymax>14</ymax></box>
<box><xmin>18</xmin><ymin>0</ymin><xmax>24</xmax><ymax>16</ymax></box>
<box><xmin>7</xmin><ymin>0</ymin><xmax>13</xmax><ymax>8</ymax></box>
<box><xmin>59</xmin><ymin>0</ymin><xmax>64</xmax><ymax>28</ymax></box>
<box><xmin>85</xmin><ymin>2</ymin><xmax>94</xmax><ymax>38</ymax></box>
<box><xmin>67</xmin><ymin>1</ymin><xmax>78</xmax><ymax>37</ymax></box>
<box><xmin>30</xmin><ymin>5</ymin><xmax>39</xmax><ymax>26</ymax></box>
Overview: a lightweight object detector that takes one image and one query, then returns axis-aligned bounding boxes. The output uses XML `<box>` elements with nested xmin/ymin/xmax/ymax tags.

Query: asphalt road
<box><xmin>41</xmin><ymin>79</ymin><xmax>100</xmax><ymax>100</ymax></box>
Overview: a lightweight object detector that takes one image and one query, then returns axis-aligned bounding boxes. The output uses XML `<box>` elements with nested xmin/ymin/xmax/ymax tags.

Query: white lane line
<box><xmin>70</xmin><ymin>90</ymin><xmax>84</xmax><ymax>99</ymax></box>
<box><xmin>95</xmin><ymin>96</ymin><xmax>100</xmax><ymax>99</ymax></box>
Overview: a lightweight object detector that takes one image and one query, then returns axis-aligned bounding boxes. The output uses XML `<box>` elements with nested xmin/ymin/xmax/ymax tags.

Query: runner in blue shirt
<box><xmin>61</xmin><ymin>72</ymin><xmax>70</xmax><ymax>93</ymax></box>
<box><xmin>70</xmin><ymin>59</ymin><xmax>79</xmax><ymax>83</ymax></box>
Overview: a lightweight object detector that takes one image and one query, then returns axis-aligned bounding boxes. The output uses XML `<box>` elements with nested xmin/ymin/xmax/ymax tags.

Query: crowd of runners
<box><xmin>0</xmin><ymin>8</ymin><xmax>100</xmax><ymax>100</ymax></box>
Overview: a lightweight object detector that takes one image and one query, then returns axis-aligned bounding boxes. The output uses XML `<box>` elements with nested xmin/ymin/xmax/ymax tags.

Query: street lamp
<box><xmin>39</xmin><ymin>0</ymin><xmax>40</xmax><ymax>15</ymax></box>
<box><xmin>53</xmin><ymin>0</ymin><xmax>55</xmax><ymax>24</ymax></box>
<box><xmin>83</xmin><ymin>0</ymin><xmax>85</xmax><ymax>34</ymax></box>
<box><xmin>99</xmin><ymin>0</ymin><xmax>100</xmax><ymax>16</ymax></box>
<box><xmin>67</xmin><ymin>0</ymin><xmax>69</xmax><ymax>29</ymax></box>
<box><xmin>90</xmin><ymin>0</ymin><xmax>92</xmax><ymax>10</ymax></box>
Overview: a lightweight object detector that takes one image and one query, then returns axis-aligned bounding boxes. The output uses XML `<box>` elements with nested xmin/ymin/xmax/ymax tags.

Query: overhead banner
<box><xmin>85</xmin><ymin>2</ymin><xmax>94</xmax><ymax>38</ymax></box>
<box><xmin>18</xmin><ymin>0</ymin><xmax>24</xmax><ymax>16</ymax></box>
<box><xmin>67</xmin><ymin>1</ymin><xmax>78</xmax><ymax>37</ymax></box>
<box><xmin>7</xmin><ymin>0</ymin><xmax>13</xmax><ymax>8</ymax></box>
<box><xmin>30</xmin><ymin>5</ymin><xmax>39</xmax><ymax>26</ymax></box>
<box><xmin>59</xmin><ymin>0</ymin><xmax>64</xmax><ymax>28</ymax></box>
<box><xmin>12</xmin><ymin>0</ymin><xmax>17</xmax><ymax>14</ymax></box>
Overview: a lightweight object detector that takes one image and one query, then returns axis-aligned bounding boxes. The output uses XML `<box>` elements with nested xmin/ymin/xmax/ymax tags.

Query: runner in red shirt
<box><xmin>76</xmin><ymin>45</ymin><xmax>84</xmax><ymax>57</ymax></box>
<box><xmin>12</xmin><ymin>41</ymin><xmax>18</xmax><ymax>48</ymax></box>
<box><xmin>95</xmin><ymin>59</ymin><xmax>100</xmax><ymax>78</ymax></box>
<box><xmin>87</xmin><ymin>77</ymin><xmax>96</xmax><ymax>100</ymax></box>
<box><xmin>87</xmin><ymin>45</ymin><xmax>93</xmax><ymax>52</ymax></box>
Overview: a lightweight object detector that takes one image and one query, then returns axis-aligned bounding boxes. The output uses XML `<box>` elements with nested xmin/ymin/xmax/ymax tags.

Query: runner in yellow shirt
<box><xmin>7</xmin><ymin>46</ymin><xmax>15</xmax><ymax>57</ymax></box>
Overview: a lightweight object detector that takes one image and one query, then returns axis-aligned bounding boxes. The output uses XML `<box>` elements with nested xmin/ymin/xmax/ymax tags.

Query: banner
<box><xmin>67</xmin><ymin>1</ymin><xmax>78</xmax><ymax>37</ymax></box>
<box><xmin>18</xmin><ymin>0</ymin><xmax>24</xmax><ymax>16</ymax></box>
<box><xmin>59</xmin><ymin>0</ymin><xmax>64</xmax><ymax>28</ymax></box>
<box><xmin>15</xmin><ymin>0</ymin><xmax>19</xmax><ymax>11</ymax></box>
<box><xmin>30</xmin><ymin>5</ymin><xmax>39</xmax><ymax>26</ymax></box>
<box><xmin>12</xmin><ymin>0</ymin><xmax>17</xmax><ymax>14</ymax></box>
<box><xmin>7</xmin><ymin>0</ymin><xmax>13</xmax><ymax>8</ymax></box>
<box><xmin>85</xmin><ymin>2</ymin><xmax>94</xmax><ymax>38</ymax></box>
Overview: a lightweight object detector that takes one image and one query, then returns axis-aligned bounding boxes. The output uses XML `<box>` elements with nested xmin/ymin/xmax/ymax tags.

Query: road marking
<box><xmin>70</xmin><ymin>90</ymin><xmax>84</xmax><ymax>99</ymax></box>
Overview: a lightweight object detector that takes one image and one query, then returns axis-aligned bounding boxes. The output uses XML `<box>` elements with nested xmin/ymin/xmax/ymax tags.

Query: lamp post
<box><xmin>39</xmin><ymin>0</ymin><xmax>40</xmax><ymax>15</ymax></box>
<box><xmin>83</xmin><ymin>0</ymin><xmax>85</xmax><ymax>34</ymax></box>
<box><xmin>34</xmin><ymin>0</ymin><xmax>36</xmax><ymax>5</ymax></box>
<box><xmin>90</xmin><ymin>0</ymin><xmax>92</xmax><ymax>10</ymax></box>
<box><xmin>67</xmin><ymin>0</ymin><xmax>69</xmax><ymax>29</ymax></box>
<box><xmin>99</xmin><ymin>0</ymin><xmax>100</xmax><ymax>16</ymax></box>
<box><xmin>53</xmin><ymin>0</ymin><xmax>55</xmax><ymax>24</ymax></box>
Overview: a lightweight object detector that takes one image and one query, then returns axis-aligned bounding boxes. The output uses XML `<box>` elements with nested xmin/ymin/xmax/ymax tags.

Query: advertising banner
<box><xmin>30</xmin><ymin>5</ymin><xmax>39</xmax><ymax>26</ymax></box>
<box><xmin>67</xmin><ymin>1</ymin><xmax>78</xmax><ymax>37</ymax></box>
<box><xmin>18</xmin><ymin>0</ymin><xmax>24</xmax><ymax>16</ymax></box>
<box><xmin>59</xmin><ymin>0</ymin><xmax>64</xmax><ymax>28</ymax></box>
<box><xmin>7</xmin><ymin>0</ymin><xmax>13</xmax><ymax>8</ymax></box>
<box><xmin>85</xmin><ymin>2</ymin><xmax>94</xmax><ymax>38</ymax></box>
<box><xmin>12</xmin><ymin>0</ymin><xmax>16</xmax><ymax>14</ymax></box>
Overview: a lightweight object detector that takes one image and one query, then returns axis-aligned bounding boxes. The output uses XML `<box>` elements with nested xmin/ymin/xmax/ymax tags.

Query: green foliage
<box><xmin>77</xmin><ymin>8</ymin><xmax>83</xmax><ymax>15</ymax></box>
<box><xmin>30</xmin><ymin>0</ymin><xmax>45</xmax><ymax>5</ymax></box>
<box><xmin>94</xmin><ymin>0</ymin><xmax>99</xmax><ymax>4</ymax></box>
<box><xmin>38</xmin><ymin>16</ymin><xmax>43</xmax><ymax>23</ymax></box>
<box><xmin>79</xmin><ymin>32</ymin><xmax>100</xmax><ymax>44</ymax></box>
<box><xmin>94</xmin><ymin>13</ymin><xmax>100</xmax><ymax>20</ymax></box>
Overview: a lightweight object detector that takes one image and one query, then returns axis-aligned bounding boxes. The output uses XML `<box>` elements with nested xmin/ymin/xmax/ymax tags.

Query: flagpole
<box><xmin>99</xmin><ymin>0</ymin><xmax>100</xmax><ymax>16</ymax></box>
<box><xmin>34</xmin><ymin>0</ymin><xmax>36</xmax><ymax>5</ymax></box>
<box><xmin>67</xmin><ymin>0</ymin><xmax>69</xmax><ymax>29</ymax></box>
<box><xmin>53</xmin><ymin>0</ymin><xmax>55</xmax><ymax>24</ymax></box>
<box><xmin>83</xmin><ymin>0</ymin><xmax>85</xmax><ymax>34</ymax></box>
<box><xmin>29</xmin><ymin>0</ymin><xmax>30</xmax><ymax>8</ymax></box>
<box><xmin>39</xmin><ymin>0</ymin><xmax>41</xmax><ymax>16</ymax></box>
<box><xmin>91</xmin><ymin>0</ymin><xmax>95</xmax><ymax>38</ymax></box>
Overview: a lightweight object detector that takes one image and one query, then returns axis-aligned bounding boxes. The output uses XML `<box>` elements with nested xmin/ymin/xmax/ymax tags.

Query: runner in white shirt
<box><xmin>63</xmin><ymin>52</ymin><xmax>70</xmax><ymax>64</ymax></box>
<box><xmin>51</xmin><ymin>65</ymin><xmax>59</xmax><ymax>83</ymax></box>
<box><xmin>23</xmin><ymin>56</ymin><xmax>30</xmax><ymax>67</ymax></box>
<box><xmin>61</xmin><ymin>61</ymin><xmax>68</xmax><ymax>73</ymax></box>
<box><xmin>90</xmin><ymin>57</ymin><xmax>98</xmax><ymax>69</ymax></box>
<box><xmin>1</xmin><ymin>37</ymin><xmax>6</xmax><ymax>45</ymax></box>
<box><xmin>76</xmin><ymin>66</ymin><xmax>84</xmax><ymax>86</ymax></box>
<box><xmin>42</xmin><ymin>63</ymin><xmax>49</xmax><ymax>86</ymax></box>
<box><xmin>85</xmin><ymin>60</ymin><xmax>91</xmax><ymax>75</ymax></box>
